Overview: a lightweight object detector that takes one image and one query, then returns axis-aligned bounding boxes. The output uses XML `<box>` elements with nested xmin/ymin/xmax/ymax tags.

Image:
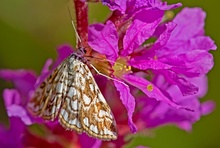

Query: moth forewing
<box><xmin>28</xmin><ymin>52</ymin><xmax>118</xmax><ymax>140</ymax></box>
<box><xmin>28</xmin><ymin>60</ymin><xmax>69</xmax><ymax>121</ymax></box>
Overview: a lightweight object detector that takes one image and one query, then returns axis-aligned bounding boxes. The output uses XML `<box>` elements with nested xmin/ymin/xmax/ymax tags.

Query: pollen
<box><xmin>147</xmin><ymin>84</ymin><xmax>153</xmax><ymax>91</ymax></box>
<box><xmin>124</xmin><ymin>65</ymin><xmax>131</xmax><ymax>71</ymax></box>
<box><xmin>163</xmin><ymin>10</ymin><xmax>175</xmax><ymax>22</ymax></box>
<box><xmin>112</xmin><ymin>57</ymin><xmax>131</xmax><ymax>78</ymax></box>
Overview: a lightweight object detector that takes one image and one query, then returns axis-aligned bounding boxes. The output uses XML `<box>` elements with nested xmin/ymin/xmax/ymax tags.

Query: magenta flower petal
<box><xmin>0</xmin><ymin>117</ymin><xmax>26</xmax><ymax>148</ymax></box>
<box><xmin>154</xmin><ymin>2</ymin><xmax>182</xmax><ymax>10</ymax></box>
<box><xmin>201</xmin><ymin>101</ymin><xmax>215</xmax><ymax>116</ymax></box>
<box><xmin>133</xmin><ymin>0</ymin><xmax>182</xmax><ymax>10</ymax></box>
<box><xmin>40</xmin><ymin>59</ymin><xmax>53</xmax><ymax>77</ymax></box>
<box><xmin>189</xmin><ymin>76</ymin><xmax>208</xmax><ymax>98</ymax></box>
<box><xmin>165</xmin><ymin>76</ymin><xmax>208</xmax><ymax>98</ymax></box>
<box><xmin>0</xmin><ymin>69</ymin><xmax>36</xmax><ymax>98</ymax></box>
<box><xmin>186</xmin><ymin>36</ymin><xmax>217</xmax><ymax>51</ymax></box>
<box><xmin>79</xmin><ymin>133</ymin><xmax>102</xmax><ymax>148</ymax></box>
<box><xmin>53</xmin><ymin>45</ymin><xmax>73</xmax><ymax>69</ymax></box>
<box><xmin>171</xmin><ymin>8</ymin><xmax>206</xmax><ymax>41</ymax></box>
<box><xmin>113</xmin><ymin>81</ymin><xmax>137</xmax><ymax>133</ymax></box>
<box><xmin>176</xmin><ymin>122</ymin><xmax>192</xmax><ymax>131</ymax></box>
<box><xmin>1</xmin><ymin>88</ymin><xmax>32</xmax><ymax>147</ymax></box>
<box><xmin>102</xmin><ymin>0</ymin><xmax>127</xmax><ymax>14</ymax></box>
<box><xmin>164</xmin><ymin>75</ymin><xmax>207</xmax><ymax>100</ymax></box>
<box><xmin>103</xmin><ymin>0</ymin><xmax>181</xmax><ymax>15</ymax></box>
<box><xmin>138</xmin><ymin>94</ymin><xmax>210</xmax><ymax>131</ymax></box>
<box><xmin>35</xmin><ymin>45</ymin><xmax>73</xmax><ymax>88</ymax></box>
<box><xmin>152</xmin><ymin>22</ymin><xmax>176</xmax><ymax>50</ymax></box>
<box><xmin>3</xmin><ymin>89</ymin><xmax>21</xmax><ymax>106</ymax></box>
<box><xmin>0</xmin><ymin>1</ymin><xmax>216</xmax><ymax>147</ymax></box>
<box><xmin>129</xmin><ymin>58</ymin><xmax>172</xmax><ymax>70</ymax></box>
<box><xmin>164</xmin><ymin>7</ymin><xmax>216</xmax><ymax>52</ymax></box>
<box><xmin>128</xmin><ymin>22</ymin><xmax>175</xmax><ymax>69</ymax></box>
<box><xmin>129</xmin><ymin>22</ymin><xmax>176</xmax><ymax>61</ymax></box>
<box><xmin>7</xmin><ymin>105</ymin><xmax>32</xmax><ymax>125</ymax></box>
<box><xmin>123</xmin><ymin>74</ymin><xmax>192</xmax><ymax>111</ymax></box>
<box><xmin>88</xmin><ymin>21</ymin><xmax>119</xmax><ymax>62</ymax></box>
<box><xmin>121</xmin><ymin>9</ymin><xmax>163</xmax><ymax>56</ymax></box>
<box><xmin>162</xmin><ymin>50</ymin><xmax>214</xmax><ymax>77</ymax></box>
<box><xmin>161</xmin><ymin>70</ymin><xmax>199</xmax><ymax>96</ymax></box>
<box><xmin>137</xmin><ymin>75</ymin><xmax>215</xmax><ymax>131</ymax></box>
<box><xmin>34</xmin><ymin>59</ymin><xmax>53</xmax><ymax>89</ymax></box>
<box><xmin>3</xmin><ymin>89</ymin><xmax>32</xmax><ymax>125</ymax></box>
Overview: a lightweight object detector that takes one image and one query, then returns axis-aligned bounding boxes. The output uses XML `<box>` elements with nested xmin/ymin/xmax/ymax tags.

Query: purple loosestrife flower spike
<box><xmin>0</xmin><ymin>0</ymin><xmax>217</xmax><ymax>147</ymax></box>
<box><xmin>88</xmin><ymin>0</ymin><xmax>216</xmax><ymax>134</ymax></box>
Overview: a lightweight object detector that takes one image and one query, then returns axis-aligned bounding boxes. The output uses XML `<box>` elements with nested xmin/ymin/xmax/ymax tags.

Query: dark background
<box><xmin>0</xmin><ymin>0</ymin><xmax>219</xmax><ymax>147</ymax></box>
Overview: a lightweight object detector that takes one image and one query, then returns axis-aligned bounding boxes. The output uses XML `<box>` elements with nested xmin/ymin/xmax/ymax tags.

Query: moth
<box><xmin>28</xmin><ymin>47</ymin><xmax>117</xmax><ymax>140</ymax></box>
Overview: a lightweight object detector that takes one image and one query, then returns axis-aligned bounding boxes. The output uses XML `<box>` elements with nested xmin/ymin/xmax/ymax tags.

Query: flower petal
<box><xmin>79</xmin><ymin>133</ymin><xmax>102</xmax><ymax>148</ymax></box>
<box><xmin>159</xmin><ymin>8</ymin><xmax>216</xmax><ymax>54</ymax></box>
<box><xmin>161</xmin><ymin>70</ymin><xmax>199</xmax><ymax>96</ymax></box>
<box><xmin>88</xmin><ymin>21</ymin><xmax>119</xmax><ymax>62</ymax></box>
<box><xmin>121</xmin><ymin>8</ymin><xmax>163</xmax><ymax>56</ymax></box>
<box><xmin>128</xmin><ymin>22</ymin><xmax>176</xmax><ymax>68</ymax></box>
<box><xmin>170</xmin><ymin>7</ymin><xmax>206</xmax><ymax>41</ymax></box>
<box><xmin>137</xmin><ymin>78</ymin><xmax>214</xmax><ymax>132</ymax></box>
<box><xmin>129</xmin><ymin>58</ymin><xmax>172</xmax><ymax>70</ymax></box>
<box><xmin>187</xmin><ymin>36</ymin><xmax>217</xmax><ymax>51</ymax></box>
<box><xmin>35</xmin><ymin>45</ymin><xmax>73</xmax><ymax>88</ymax></box>
<box><xmin>0</xmin><ymin>117</ymin><xmax>26</xmax><ymax>148</ymax></box>
<box><xmin>201</xmin><ymin>101</ymin><xmax>215</xmax><ymax>116</ymax></box>
<box><xmin>123</xmin><ymin>74</ymin><xmax>192</xmax><ymax>111</ymax></box>
<box><xmin>0</xmin><ymin>69</ymin><xmax>36</xmax><ymax>98</ymax></box>
<box><xmin>7</xmin><ymin>105</ymin><xmax>32</xmax><ymax>125</ymax></box>
<box><xmin>3</xmin><ymin>89</ymin><xmax>21</xmax><ymax>106</ymax></box>
<box><xmin>101</xmin><ymin>0</ymin><xmax>127</xmax><ymax>14</ymax></box>
<box><xmin>161</xmin><ymin>50</ymin><xmax>214</xmax><ymax>77</ymax></box>
<box><xmin>34</xmin><ymin>59</ymin><xmax>53</xmax><ymax>89</ymax></box>
<box><xmin>113</xmin><ymin>81</ymin><xmax>137</xmax><ymax>133</ymax></box>
<box><xmin>3</xmin><ymin>89</ymin><xmax>32</xmax><ymax>125</ymax></box>
<box><xmin>53</xmin><ymin>45</ymin><xmax>73</xmax><ymax>69</ymax></box>
<box><xmin>139</xmin><ymin>96</ymin><xmax>199</xmax><ymax>131</ymax></box>
<box><xmin>132</xmin><ymin>0</ymin><xmax>182</xmax><ymax>10</ymax></box>
<box><xmin>152</xmin><ymin>22</ymin><xmax>176</xmax><ymax>50</ymax></box>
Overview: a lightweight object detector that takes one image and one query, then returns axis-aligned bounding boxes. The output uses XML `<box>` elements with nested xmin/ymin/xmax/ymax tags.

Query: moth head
<box><xmin>76</xmin><ymin>47</ymin><xmax>86</xmax><ymax>56</ymax></box>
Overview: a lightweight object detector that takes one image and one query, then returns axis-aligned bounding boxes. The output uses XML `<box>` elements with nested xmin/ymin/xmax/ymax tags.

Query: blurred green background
<box><xmin>0</xmin><ymin>0</ymin><xmax>219</xmax><ymax>147</ymax></box>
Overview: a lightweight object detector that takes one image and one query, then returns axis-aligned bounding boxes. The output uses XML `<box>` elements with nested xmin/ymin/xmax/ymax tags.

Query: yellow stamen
<box><xmin>112</xmin><ymin>57</ymin><xmax>132</xmax><ymax>78</ymax></box>
<box><xmin>147</xmin><ymin>84</ymin><xmax>153</xmax><ymax>91</ymax></box>
<box><xmin>163</xmin><ymin>11</ymin><xmax>175</xmax><ymax>22</ymax></box>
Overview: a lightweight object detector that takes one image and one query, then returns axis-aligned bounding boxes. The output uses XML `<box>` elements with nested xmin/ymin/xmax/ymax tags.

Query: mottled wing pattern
<box><xmin>58</xmin><ymin>57</ymin><xmax>117</xmax><ymax>140</ymax></box>
<box><xmin>28</xmin><ymin>54</ymin><xmax>117</xmax><ymax>140</ymax></box>
<box><xmin>28</xmin><ymin>60</ymin><xmax>69</xmax><ymax>121</ymax></box>
<box><xmin>58</xmin><ymin>56</ymin><xmax>83</xmax><ymax>133</ymax></box>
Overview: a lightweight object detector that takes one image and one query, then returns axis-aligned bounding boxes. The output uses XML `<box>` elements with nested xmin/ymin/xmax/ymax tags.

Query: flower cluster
<box><xmin>0</xmin><ymin>0</ymin><xmax>216</xmax><ymax>147</ymax></box>
<box><xmin>89</xmin><ymin>0</ymin><xmax>216</xmax><ymax>132</ymax></box>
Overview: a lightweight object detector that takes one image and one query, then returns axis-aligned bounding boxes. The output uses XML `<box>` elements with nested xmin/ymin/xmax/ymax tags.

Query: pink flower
<box><xmin>88</xmin><ymin>1</ymin><xmax>216</xmax><ymax>139</ymax></box>
<box><xmin>0</xmin><ymin>0</ymin><xmax>216</xmax><ymax>147</ymax></box>
<box><xmin>0</xmin><ymin>46</ymin><xmax>102</xmax><ymax>148</ymax></box>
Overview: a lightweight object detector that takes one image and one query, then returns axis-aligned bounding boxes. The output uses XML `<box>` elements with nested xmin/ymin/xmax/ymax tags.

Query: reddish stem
<box><xmin>73</xmin><ymin>0</ymin><xmax>88</xmax><ymax>48</ymax></box>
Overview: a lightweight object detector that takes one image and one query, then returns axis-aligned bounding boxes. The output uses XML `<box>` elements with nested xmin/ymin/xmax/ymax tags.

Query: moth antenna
<box><xmin>85</xmin><ymin>57</ymin><xmax>128</xmax><ymax>87</ymax></box>
<box><xmin>85</xmin><ymin>55</ymin><xmax>125</xmax><ymax>67</ymax></box>
<box><xmin>89</xmin><ymin>64</ymin><xmax>129</xmax><ymax>87</ymax></box>
<box><xmin>68</xmin><ymin>6</ymin><xmax>82</xmax><ymax>46</ymax></box>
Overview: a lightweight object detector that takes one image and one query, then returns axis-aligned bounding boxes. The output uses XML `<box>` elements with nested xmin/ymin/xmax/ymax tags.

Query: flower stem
<box><xmin>73</xmin><ymin>0</ymin><xmax>88</xmax><ymax>48</ymax></box>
